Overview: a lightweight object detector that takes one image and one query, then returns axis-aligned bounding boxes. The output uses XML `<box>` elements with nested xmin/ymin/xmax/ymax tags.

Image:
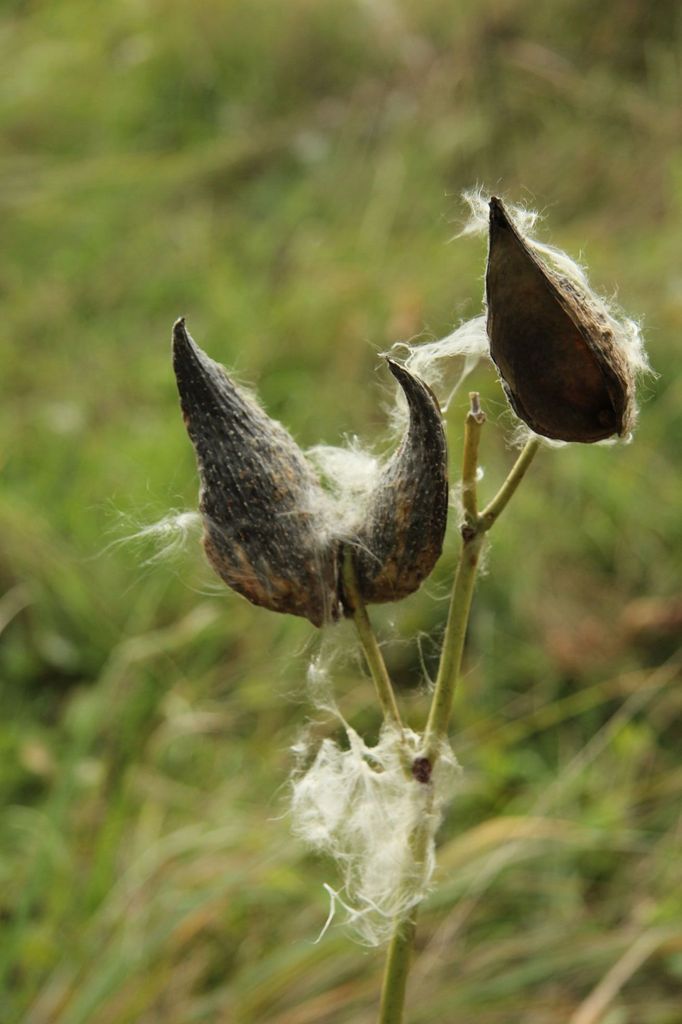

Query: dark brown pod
<box><xmin>486</xmin><ymin>197</ymin><xmax>635</xmax><ymax>443</ymax></box>
<box><xmin>347</xmin><ymin>359</ymin><xmax>448</xmax><ymax>605</ymax></box>
<box><xmin>172</xmin><ymin>318</ymin><xmax>340</xmax><ymax>626</ymax></box>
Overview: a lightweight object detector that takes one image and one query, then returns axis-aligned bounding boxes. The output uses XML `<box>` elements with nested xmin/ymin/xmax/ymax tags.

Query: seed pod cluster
<box><xmin>172</xmin><ymin>320</ymin><xmax>449</xmax><ymax>626</ymax></box>
<box><xmin>486</xmin><ymin>196</ymin><xmax>635</xmax><ymax>443</ymax></box>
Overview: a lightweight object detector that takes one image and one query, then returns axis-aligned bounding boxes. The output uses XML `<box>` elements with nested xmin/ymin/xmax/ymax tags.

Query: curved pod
<box><xmin>486</xmin><ymin>197</ymin><xmax>634</xmax><ymax>443</ymax></box>
<box><xmin>172</xmin><ymin>318</ymin><xmax>339</xmax><ymax>626</ymax></box>
<box><xmin>349</xmin><ymin>359</ymin><xmax>449</xmax><ymax>605</ymax></box>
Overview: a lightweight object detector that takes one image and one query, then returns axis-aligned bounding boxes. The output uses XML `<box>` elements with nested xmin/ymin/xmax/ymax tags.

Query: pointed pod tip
<box><xmin>172</xmin><ymin>316</ymin><xmax>189</xmax><ymax>349</ymax></box>
<box><xmin>489</xmin><ymin>196</ymin><xmax>511</xmax><ymax>230</ymax></box>
<box><xmin>172</xmin><ymin>317</ymin><xmax>205</xmax><ymax>380</ymax></box>
<box><xmin>386</xmin><ymin>357</ymin><xmax>442</xmax><ymax>419</ymax></box>
<box><xmin>386</xmin><ymin>357</ymin><xmax>422</xmax><ymax>405</ymax></box>
<box><xmin>385</xmin><ymin>356</ymin><xmax>407</xmax><ymax>383</ymax></box>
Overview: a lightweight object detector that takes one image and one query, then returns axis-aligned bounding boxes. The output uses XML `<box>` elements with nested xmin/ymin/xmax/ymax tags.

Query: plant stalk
<box><xmin>377</xmin><ymin>404</ymin><xmax>540</xmax><ymax>1024</ymax></box>
<box><xmin>479</xmin><ymin>436</ymin><xmax>541</xmax><ymax>530</ymax></box>
<box><xmin>378</xmin><ymin>912</ymin><xmax>418</xmax><ymax>1023</ymax></box>
<box><xmin>425</xmin><ymin>430</ymin><xmax>539</xmax><ymax>754</ymax></box>
<box><xmin>343</xmin><ymin>547</ymin><xmax>403</xmax><ymax>729</ymax></box>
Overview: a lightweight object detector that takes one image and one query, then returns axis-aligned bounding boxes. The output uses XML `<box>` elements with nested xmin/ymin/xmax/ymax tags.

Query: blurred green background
<box><xmin>1</xmin><ymin>1</ymin><xmax>681</xmax><ymax>1021</ymax></box>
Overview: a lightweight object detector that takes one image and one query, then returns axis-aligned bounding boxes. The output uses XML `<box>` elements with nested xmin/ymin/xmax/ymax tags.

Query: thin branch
<box><xmin>479</xmin><ymin>436</ymin><xmax>540</xmax><ymax>532</ymax></box>
<box><xmin>423</xmin><ymin>530</ymin><xmax>484</xmax><ymax>757</ymax></box>
<box><xmin>423</xmin><ymin>393</ymin><xmax>488</xmax><ymax>757</ymax></box>
<box><xmin>342</xmin><ymin>548</ymin><xmax>403</xmax><ymax>729</ymax></box>
<box><xmin>461</xmin><ymin>392</ymin><xmax>486</xmax><ymax>524</ymax></box>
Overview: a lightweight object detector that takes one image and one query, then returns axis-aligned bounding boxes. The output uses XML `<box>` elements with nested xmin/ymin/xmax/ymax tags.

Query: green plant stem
<box><xmin>342</xmin><ymin>547</ymin><xmax>403</xmax><ymax>729</ymax></box>
<box><xmin>377</xmin><ymin>405</ymin><xmax>540</xmax><ymax>1024</ymax></box>
<box><xmin>460</xmin><ymin>391</ymin><xmax>486</xmax><ymax>523</ymax></box>
<box><xmin>425</xmin><ymin>431</ymin><xmax>540</xmax><ymax>754</ymax></box>
<box><xmin>423</xmin><ymin>530</ymin><xmax>485</xmax><ymax>758</ymax></box>
<box><xmin>378</xmin><ymin>794</ymin><xmax>434</xmax><ymax>1024</ymax></box>
<box><xmin>424</xmin><ymin>395</ymin><xmax>486</xmax><ymax>757</ymax></box>
<box><xmin>378</xmin><ymin>912</ymin><xmax>418</xmax><ymax>1023</ymax></box>
<box><xmin>479</xmin><ymin>436</ymin><xmax>541</xmax><ymax>531</ymax></box>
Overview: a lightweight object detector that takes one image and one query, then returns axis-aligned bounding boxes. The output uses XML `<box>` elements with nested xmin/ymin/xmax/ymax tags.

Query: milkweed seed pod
<box><xmin>486</xmin><ymin>196</ymin><xmax>637</xmax><ymax>443</ymax></box>
<box><xmin>172</xmin><ymin>318</ymin><xmax>340</xmax><ymax>626</ymax></box>
<box><xmin>173</xmin><ymin>321</ymin><xmax>448</xmax><ymax>624</ymax></box>
<box><xmin>348</xmin><ymin>359</ymin><xmax>448</xmax><ymax>605</ymax></box>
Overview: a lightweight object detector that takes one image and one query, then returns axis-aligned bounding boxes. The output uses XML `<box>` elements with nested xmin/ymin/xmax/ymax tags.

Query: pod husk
<box><xmin>172</xmin><ymin>318</ymin><xmax>339</xmax><ymax>627</ymax></box>
<box><xmin>347</xmin><ymin>359</ymin><xmax>448</xmax><ymax>606</ymax></box>
<box><xmin>486</xmin><ymin>197</ymin><xmax>635</xmax><ymax>443</ymax></box>
<box><xmin>173</xmin><ymin>322</ymin><xmax>448</xmax><ymax>625</ymax></box>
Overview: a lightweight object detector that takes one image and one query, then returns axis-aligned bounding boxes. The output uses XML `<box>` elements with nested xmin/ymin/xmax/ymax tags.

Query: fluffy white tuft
<box><xmin>289</xmin><ymin>721</ymin><xmax>461</xmax><ymax>945</ymax></box>
<box><xmin>109</xmin><ymin>510</ymin><xmax>203</xmax><ymax>565</ymax></box>
<box><xmin>388</xmin><ymin>316</ymin><xmax>490</xmax><ymax>422</ymax></box>
<box><xmin>459</xmin><ymin>186</ymin><xmax>540</xmax><ymax>239</ymax></box>
<box><xmin>303</xmin><ymin>653</ymin><xmax>340</xmax><ymax>716</ymax></box>
<box><xmin>306</xmin><ymin>440</ymin><xmax>381</xmax><ymax>540</ymax></box>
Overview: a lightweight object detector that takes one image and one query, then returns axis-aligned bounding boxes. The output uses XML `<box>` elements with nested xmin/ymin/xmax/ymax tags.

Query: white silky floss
<box><xmin>116</xmin><ymin>510</ymin><xmax>203</xmax><ymax>565</ymax></box>
<box><xmin>290</xmin><ymin>717</ymin><xmax>461</xmax><ymax>946</ymax></box>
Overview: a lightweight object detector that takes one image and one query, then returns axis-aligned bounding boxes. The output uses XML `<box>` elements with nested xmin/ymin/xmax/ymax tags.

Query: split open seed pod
<box><xmin>486</xmin><ymin>196</ymin><xmax>636</xmax><ymax>443</ymax></box>
<box><xmin>173</xmin><ymin>322</ymin><xmax>449</xmax><ymax>625</ymax></box>
<box><xmin>172</xmin><ymin>318</ymin><xmax>339</xmax><ymax>627</ymax></box>
<box><xmin>347</xmin><ymin>359</ymin><xmax>448</xmax><ymax>606</ymax></box>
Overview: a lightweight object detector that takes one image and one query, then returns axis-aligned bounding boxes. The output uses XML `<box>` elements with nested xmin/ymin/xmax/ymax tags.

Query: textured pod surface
<box><xmin>172</xmin><ymin>319</ymin><xmax>339</xmax><ymax>626</ymax></box>
<box><xmin>486</xmin><ymin>196</ymin><xmax>635</xmax><ymax>443</ymax></box>
<box><xmin>348</xmin><ymin>359</ymin><xmax>448</xmax><ymax>605</ymax></box>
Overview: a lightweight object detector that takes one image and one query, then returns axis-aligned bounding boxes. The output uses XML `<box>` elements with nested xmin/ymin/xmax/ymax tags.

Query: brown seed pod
<box><xmin>346</xmin><ymin>359</ymin><xmax>449</xmax><ymax>606</ymax></box>
<box><xmin>486</xmin><ymin>197</ymin><xmax>635</xmax><ymax>443</ymax></box>
<box><xmin>172</xmin><ymin>318</ymin><xmax>340</xmax><ymax>627</ymax></box>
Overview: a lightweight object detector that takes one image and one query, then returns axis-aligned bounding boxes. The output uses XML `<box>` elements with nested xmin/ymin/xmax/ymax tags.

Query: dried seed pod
<box><xmin>172</xmin><ymin>318</ymin><xmax>339</xmax><ymax>626</ymax></box>
<box><xmin>486</xmin><ymin>196</ymin><xmax>635</xmax><ymax>443</ymax></box>
<box><xmin>347</xmin><ymin>359</ymin><xmax>448</xmax><ymax>606</ymax></box>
